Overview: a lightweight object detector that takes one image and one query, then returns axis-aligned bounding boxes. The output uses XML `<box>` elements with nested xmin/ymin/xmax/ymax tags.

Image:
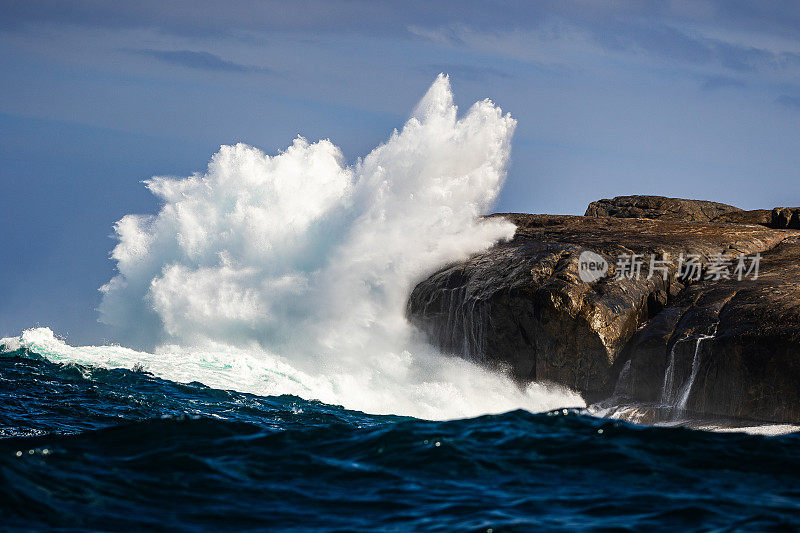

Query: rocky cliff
<box><xmin>407</xmin><ymin>196</ymin><xmax>800</xmax><ymax>424</ymax></box>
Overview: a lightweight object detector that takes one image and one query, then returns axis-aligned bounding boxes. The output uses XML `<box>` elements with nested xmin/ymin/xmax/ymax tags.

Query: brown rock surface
<box><xmin>618</xmin><ymin>236</ymin><xmax>800</xmax><ymax>423</ymax></box>
<box><xmin>407</xmin><ymin>213</ymin><xmax>794</xmax><ymax>408</ymax></box>
<box><xmin>710</xmin><ymin>209</ymin><xmax>772</xmax><ymax>226</ymax></box>
<box><xmin>585</xmin><ymin>195</ymin><xmax>741</xmax><ymax>223</ymax></box>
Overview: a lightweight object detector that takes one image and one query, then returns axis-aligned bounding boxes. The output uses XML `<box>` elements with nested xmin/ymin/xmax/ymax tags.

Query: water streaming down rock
<box><xmin>675</xmin><ymin>332</ymin><xmax>715</xmax><ymax>412</ymax></box>
<box><xmin>660</xmin><ymin>340</ymin><xmax>682</xmax><ymax>406</ymax></box>
<box><xmin>409</xmin><ymin>284</ymin><xmax>491</xmax><ymax>364</ymax></box>
<box><xmin>620</xmin><ymin>325</ymin><xmax>718</xmax><ymax>421</ymax></box>
<box><xmin>591</xmin><ymin>324</ymin><xmax>719</xmax><ymax>425</ymax></box>
<box><xmin>613</xmin><ymin>360</ymin><xmax>632</xmax><ymax>397</ymax></box>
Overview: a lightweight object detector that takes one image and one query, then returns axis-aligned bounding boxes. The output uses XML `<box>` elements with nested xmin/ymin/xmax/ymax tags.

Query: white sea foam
<box><xmin>1</xmin><ymin>325</ymin><xmax>583</xmax><ymax>421</ymax></box>
<box><xmin>0</xmin><ymin>76</ymin><xmax>585</xmax><ymax>420</ymax></box>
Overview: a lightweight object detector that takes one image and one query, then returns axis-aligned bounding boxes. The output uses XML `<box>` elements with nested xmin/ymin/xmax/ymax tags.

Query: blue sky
<box><xmin>1</xmin><ymin>0</ymin><xmax>799</xmax><ymax>343</ymax></box>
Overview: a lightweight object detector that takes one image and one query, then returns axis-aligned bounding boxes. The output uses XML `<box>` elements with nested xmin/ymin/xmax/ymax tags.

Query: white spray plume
<box><xmin>8</xmin><ymin>76</ymin><xmax>586</xmax><ymax>419</ymax></box>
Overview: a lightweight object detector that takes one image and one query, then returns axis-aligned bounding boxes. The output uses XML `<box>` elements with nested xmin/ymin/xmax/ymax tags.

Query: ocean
<box><xmin>2</xmin><ymin>348</ymin><xmax>799</xmax><ymax>531</ymax></box>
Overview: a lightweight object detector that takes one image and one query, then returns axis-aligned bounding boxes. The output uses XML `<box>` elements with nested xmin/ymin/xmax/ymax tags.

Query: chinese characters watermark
<box><xmin>578</xmin><ymin>251</ymin><xmax>761</xmax><ymax>282</ymax></box>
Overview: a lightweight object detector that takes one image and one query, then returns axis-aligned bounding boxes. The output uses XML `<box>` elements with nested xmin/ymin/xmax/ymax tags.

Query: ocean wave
<box><xmin>0</xmin><ymin>76</ymin><xmax>585</xmax><ymax>420</ymax></box>
<box><xmin>0</xmin><ymin>352</ymin><xmax>798</xmax><ymax>531</ymax></box>
<box><xmin>0</xmin><ymin>326</ymin><xmax>583</xmax><ymax>421</ymax></box>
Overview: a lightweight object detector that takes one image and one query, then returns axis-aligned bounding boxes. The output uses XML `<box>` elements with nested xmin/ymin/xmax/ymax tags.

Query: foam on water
<box><xmin>0</xmin><ymin>326</ymin><xmax>583</xmax><ymax>421</ymax></box>
<box><xmin>0</xmin><ymin>76</ymin><xmax>585</xmax><ymax>420</ymax></box>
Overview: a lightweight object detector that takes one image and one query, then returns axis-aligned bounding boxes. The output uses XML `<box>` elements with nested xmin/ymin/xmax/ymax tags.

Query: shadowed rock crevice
<box><xmin>772</xmin><ymin>207</ymin><xmax>800</xmax><ymax>229</ymax></box>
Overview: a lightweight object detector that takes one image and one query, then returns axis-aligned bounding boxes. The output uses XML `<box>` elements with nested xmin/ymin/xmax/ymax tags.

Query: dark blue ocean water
<box><xmin>1</xmin><ymin>351</ymin><xmax>799</xmax><ymax>532</ymax></box>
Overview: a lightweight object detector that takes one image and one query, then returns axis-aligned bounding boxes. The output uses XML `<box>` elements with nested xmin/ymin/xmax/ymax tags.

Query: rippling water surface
<box><xmin>2</xmin><ymin>351</ymin><xmax>799</xmax><ymax>532</ymax></box>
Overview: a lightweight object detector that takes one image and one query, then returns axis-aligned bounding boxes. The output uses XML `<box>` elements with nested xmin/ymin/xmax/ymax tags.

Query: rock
<box><xmin>585</xmin><ymin>195</ymin><xmax>741</xmax><ymax>222</ymax></box>
<box><xmin>710</xmin><ymin>209</ymin><xmax>772</xmax><ymax>226</ymax></box>
<box><xmin>620</xmin><ymin>236</ymin><xmax>800</xmax><ymax>423</ymax></box>
<box><xmin>771</xmin><ymin>207</ymin><xmax>800</xmax><ymax>229</ymax></box>
<box><xmin>407</xmin><ymin>213</ymin><xmax>788</xmax><ymax>403</ymax></box>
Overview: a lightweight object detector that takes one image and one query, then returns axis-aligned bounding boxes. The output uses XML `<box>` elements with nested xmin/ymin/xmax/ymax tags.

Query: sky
<box><xmin>1</xmin><ymin>0</ymin><xmax>799</xmax><ymax>344</ymax></box>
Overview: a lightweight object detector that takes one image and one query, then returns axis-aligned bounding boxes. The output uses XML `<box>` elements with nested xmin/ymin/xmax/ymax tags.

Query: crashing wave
<box><xmin>1</xmin><ymin>76</ymin><xmax>585</xmax><ymax>420</ymax></box>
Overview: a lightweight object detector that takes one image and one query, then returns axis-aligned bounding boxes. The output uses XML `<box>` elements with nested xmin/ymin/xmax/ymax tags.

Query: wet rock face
<box><xmin>585</xmin><ymin>195</ymin><xmax>741</xmax><ymax>223</ymax></box>
<box><xmin>407</xmin><ymin>213</ymin><xmax>790</xmax><ymax>404</ymax></box>
<box><xmin>621</xmin><ymin>237</ymin><xmax>800</xmax><ymax>423</ymax></box>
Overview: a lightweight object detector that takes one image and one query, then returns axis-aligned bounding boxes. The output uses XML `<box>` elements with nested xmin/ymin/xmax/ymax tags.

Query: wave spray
<box><xmin>3</xmin><ymin>76</ymin><xmax>584</xmax><ymax>419</ymax></box>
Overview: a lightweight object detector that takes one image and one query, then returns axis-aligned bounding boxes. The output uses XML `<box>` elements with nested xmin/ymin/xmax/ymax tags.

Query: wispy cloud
<box><xmin>8</xmin><ymin>1</ymin><xmax>800</xmax><ymax>80</ymax></box>
<box><xmin>132</xmin><ymin>49</ymin><xmax>267</xmax><ymax>73</ymax></box>
<box><xmin>407</xmin><ymin>25</ymin><xmax>467</xmax><ymax>47</ymax></box>
<box><xmin>410</xmin><ymin>20</ymin><xmax>800</xmax><ymax>77</ymax></box>
<box><xmin>417</xmin><ymin>64</ymin><xmax>512</xmax><ymax>81</ymax></box>
<box><xmin>6</xmin><ymin>1</ymin><xmax>800</xmax><ymax>47</ymax></box>
<box><xmin>700</xmin><ymin>75</ymin><xmax>746</xmax><ymax>91</ymax></box>
<box><xmin>776</xmin><ymin>94</ymin><xmax>800</xmax><ymax>109</ymax></box>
